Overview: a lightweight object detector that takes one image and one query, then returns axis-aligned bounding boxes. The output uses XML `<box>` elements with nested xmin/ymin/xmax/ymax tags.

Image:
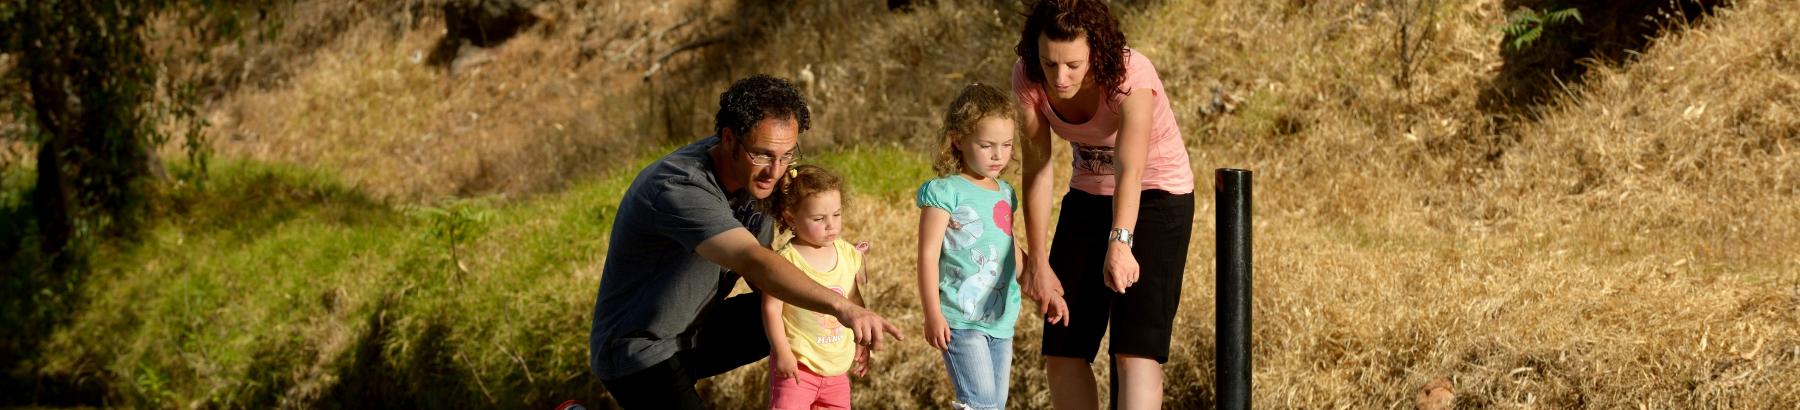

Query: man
<box><xmin>589</xmin><ymin>75</ymin><xmax>903</xmax><ymax>408</ymax></box>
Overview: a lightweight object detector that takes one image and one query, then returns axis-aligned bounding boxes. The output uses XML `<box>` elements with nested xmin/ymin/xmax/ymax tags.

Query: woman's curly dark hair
<box><xmin>1015</xmin><ymin>0</ymin><xmax>1131</xmax><ymax>99</ymax></box>
<box><xmin>715</xmin><ymin>75</ymin><xmax>812</xmax><ymax>137</ymax></box>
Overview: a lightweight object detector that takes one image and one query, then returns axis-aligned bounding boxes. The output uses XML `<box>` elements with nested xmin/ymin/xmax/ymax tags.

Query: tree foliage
<box><xmin>1500</xmin><ymin>5</ymin><xmax>1585</xmax><ymax>52</ymax></box>
<box><xmin>0</xmin><ymin>0</ymin><xmax>221</xmax><ymax>260</ymax></box>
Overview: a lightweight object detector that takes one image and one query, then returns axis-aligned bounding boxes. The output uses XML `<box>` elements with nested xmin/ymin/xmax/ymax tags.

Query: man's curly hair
<box><xmin>714</xmin><ymin>75</ymin><xmax>812</xmax><ymax>137</ymax></box>
<box><xmin>1015</xmin><ymin>0</ymin><xmax>1131</xmax><ymax>99</ymax></box>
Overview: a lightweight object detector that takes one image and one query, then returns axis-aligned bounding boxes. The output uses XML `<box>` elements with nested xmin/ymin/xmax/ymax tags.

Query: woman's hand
<box><xmin>772</xmin><ymin>350</ymin><xmax>799</xmax><ymax>380</ymax></box>
<box><xmin>1021</xmin><ymin>257</ymin><xmax>1070</xmax><ymax>326</ymax></box>
<box><xmin>923</xmin><ymin>312</ymin><xmax>953</xmax><ymax>351</ymax></box>
<box><xmin>1103</xmin><ymin>241</ymin><xmax>1139</xmax><ymax>293</ymax></box>
<box><xmin>1042</xmin><ymin>291</ymin><xmax>1070</xmax><ymax>326</ymax></box>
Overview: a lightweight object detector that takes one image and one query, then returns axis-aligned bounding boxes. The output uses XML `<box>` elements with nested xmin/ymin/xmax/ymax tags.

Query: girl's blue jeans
<box><xmin>942</xmin><ymin>328</ymin><xmax>1013</xmax><ymax>409</ymax></box>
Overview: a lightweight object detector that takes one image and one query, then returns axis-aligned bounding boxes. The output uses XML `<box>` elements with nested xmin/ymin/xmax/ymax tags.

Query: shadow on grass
<box><xmin>0</xmin><ymin>186</ymin><xmax>111</xmax><ymax>406</ymax></box>
<box><xmin>317</xmin><ymin>294</ymin><xmax>478</xmax><ymax>408</ymax></box>
<box><xmin>2</xmin><ymin>163</ymin><xmax>616</xmax><ymax>407</ymax></box>
<box><xmin>1481</xmin><ymin>0</ymin><xmax>1729</xmax><ymax>115</ymax></box>
<box><xmin>314</xmin><ymin>292</ymin><xmax>610</xmax><ymax>409</ymax></box>
<box><xmin>1</xmin><ymin>164</ymin><xmax>381</xmax><ymax>407</ymax></box>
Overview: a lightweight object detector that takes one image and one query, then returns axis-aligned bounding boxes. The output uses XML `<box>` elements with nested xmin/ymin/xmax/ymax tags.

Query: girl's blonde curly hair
<box><xmin>934</xmin><ymin>83</ymin><xmax>1018</xmax><ymax>177</ymax></box>
<box><xmin>770</xmin><ymin>164</ymin><xmax>845</xmax><ymax>234</ymax></box>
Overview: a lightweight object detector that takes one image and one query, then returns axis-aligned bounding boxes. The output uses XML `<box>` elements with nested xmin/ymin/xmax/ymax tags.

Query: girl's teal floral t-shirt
<box><xmin>917</xmin><ymin>175</ymin><xmax>1022</xmax><ymax>338</ymax></box>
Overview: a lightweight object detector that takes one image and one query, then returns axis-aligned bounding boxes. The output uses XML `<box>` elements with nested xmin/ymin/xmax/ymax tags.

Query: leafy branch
<box><xmin>410</xmin><ymin>199</ymin><xmax>493</xmax><ymax>282</ymax></box>
<box><xmin>1499</xmin><ymin>5</ymin><xmax>1584</xmax><ymax>51</ymax></box>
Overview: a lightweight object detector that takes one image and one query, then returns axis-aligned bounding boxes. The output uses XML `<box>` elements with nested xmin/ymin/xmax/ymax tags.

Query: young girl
<box><xmin>916</xmin><ymin>83</ymin><xmax>1068</xmax><ymax>410</ymax></box>
<box><xmin>764</xmin><ymin>165</ymin><xmax>870</xmax><ymax>410</ymax></box>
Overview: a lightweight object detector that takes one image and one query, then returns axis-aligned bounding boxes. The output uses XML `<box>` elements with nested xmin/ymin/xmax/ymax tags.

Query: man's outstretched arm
<box><xmin>696</xmin><ymin>228</ymin><xmax>905</xmax><ymax>350</ymax></box>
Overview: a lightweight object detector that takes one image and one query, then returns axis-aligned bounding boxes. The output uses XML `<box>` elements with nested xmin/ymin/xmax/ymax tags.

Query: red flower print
<box><xmin>993</xmin><ymin>201</ymin><xmax>1013</xmax><ymax>237</ymax></box>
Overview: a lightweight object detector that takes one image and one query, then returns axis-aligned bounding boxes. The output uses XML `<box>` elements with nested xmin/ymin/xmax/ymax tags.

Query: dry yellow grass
<box><xmin>686</xmin><ymin>0</ymin><xmax>1800</xmax><ymax>408</ymax></box>
<box><xmin>157</xmin><ymin>0</ymin><xmax>1800</xmax><ymax>407</ymax></box>
<box><xmin>205</xmin><ymin>0</ymin><xmax>724</xmax><ymax>202</ymax></box>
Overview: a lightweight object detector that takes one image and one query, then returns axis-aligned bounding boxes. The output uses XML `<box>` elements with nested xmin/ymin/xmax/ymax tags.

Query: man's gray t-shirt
<box><xmin>589</xmin><ymin>135</ymin><xmax>773</xmax><ymax>380</ymax></box>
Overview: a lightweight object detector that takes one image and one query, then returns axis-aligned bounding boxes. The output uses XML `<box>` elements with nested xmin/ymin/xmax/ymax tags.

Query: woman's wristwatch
<box><xmin>1108</xmin><ymin>227</ymin><xmax>1134</xmax><ymax>248</ymax></box>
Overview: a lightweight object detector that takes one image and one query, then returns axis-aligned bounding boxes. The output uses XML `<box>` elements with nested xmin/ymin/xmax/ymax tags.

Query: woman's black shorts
<box><xmin>1040</xmin><ymin>189</ymin><xmax>1194</xmax><ymax>363</ymax></box>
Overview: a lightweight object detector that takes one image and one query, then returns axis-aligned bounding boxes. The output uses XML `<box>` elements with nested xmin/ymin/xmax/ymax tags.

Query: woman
<box><xmin>1011</xmin><ymin>1</ymin><xmax>1196</xmax><ymax>409</ymax></box>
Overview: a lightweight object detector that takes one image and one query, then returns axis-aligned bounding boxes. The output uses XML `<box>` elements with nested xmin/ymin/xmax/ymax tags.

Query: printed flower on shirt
<box><xmin>813</xmin><ymin>286</ymin><xmax>847</xmax><ymax>345</ymax></box>
<box><xmin>944</xmin><ymin>205</ymin><xmax>983</xmax><ymax>251</ymax></box>
<box><xmin>993</xmin><ymin>199</ymin><xmax>1013</xmax><ymax>237</ymax></box>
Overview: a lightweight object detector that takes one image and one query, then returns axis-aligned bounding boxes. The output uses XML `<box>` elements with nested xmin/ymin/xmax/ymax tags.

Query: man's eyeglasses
<box><xmin>738</xmin><ymin>142</ymin><xmax>800</xmax><ymax>167</ymax></box>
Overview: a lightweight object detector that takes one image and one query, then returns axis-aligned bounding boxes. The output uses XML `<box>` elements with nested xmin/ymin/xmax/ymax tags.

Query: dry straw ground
<box><xmin>584</xmin><ymin>0</ymin><xmax>1799</xmax><ymax>407</ymax></box>
<box><xmin>25</xmin><ymin>0</ymin><xmax>1797</xmax><ymax>407</ymax></box>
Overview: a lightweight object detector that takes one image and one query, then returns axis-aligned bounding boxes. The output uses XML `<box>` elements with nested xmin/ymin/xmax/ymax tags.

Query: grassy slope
<box><xmin>35</xmin><ymin>146</ymin><xmax>942</xmax><ymax>408</ymax></box>
<box><xmin>41</xmin><ymin>158</ymin><xmax>623</xmax><ymax>407</ymax></box>
<box><xmin>15</xmin><ymin>0</ymin><xmax>1800</xmax><ymax>408</ymax></box>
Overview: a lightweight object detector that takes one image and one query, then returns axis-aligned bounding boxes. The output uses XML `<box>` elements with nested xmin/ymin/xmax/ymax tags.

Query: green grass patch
<box><xmin>15</xmin><ymin>144</ymin><xmax>931</xmax><ymax>407</ymax></box>
<box><xmin>25</xmin><ymin>152</ymin><xmax>659</xmax><ymax>407</ymax></box>
<box><xmin>805</xmin><ymin>143</ymin><xmax>935</xmax><ymax>201</ymax></box>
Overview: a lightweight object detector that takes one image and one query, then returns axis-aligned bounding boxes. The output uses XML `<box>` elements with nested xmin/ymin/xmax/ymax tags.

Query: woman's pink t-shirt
<box><xmin>1012</xmin><ymin>48</ymin><xmax>1194</xmax><ymax>196</ymax></box>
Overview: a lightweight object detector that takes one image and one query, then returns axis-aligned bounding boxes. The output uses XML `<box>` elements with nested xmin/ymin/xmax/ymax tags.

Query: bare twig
<box><xmin>641</xmin><ymin>33</ymin><xmax>730</xmax><ymax>81</ymax></box>
<box><xmin>1391</xmin><ymin>0</ymin><xmax>1441</xmax><ymax>97</ymax></box>
<box><xmin>610</xmin><ymin>15</ymin><xmax>698</xmax><ymax>64</ymax></box>
<box><xmin>498</xmin><ymin>342</ymin><xmax>535</xmax><ymax>384</ymax></box>
<box><xmin>457</xmin><ymin>352</ymin><xmax>497</xmax><ymax>404</ymax></box>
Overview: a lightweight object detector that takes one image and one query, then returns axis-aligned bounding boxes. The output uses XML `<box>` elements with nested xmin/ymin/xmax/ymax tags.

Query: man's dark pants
<box><xmin>600</xmin><ymin>291</ymin><xmax>770</xmax><ymax>409</ymax></box>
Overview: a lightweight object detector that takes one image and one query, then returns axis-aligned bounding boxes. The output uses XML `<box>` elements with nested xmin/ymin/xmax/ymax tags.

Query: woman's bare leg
<box><xmin>1047</xmin><ymin>356</ymin><xmax>1099</xmax><ymax>410</ymax></box>
<box><xmin>1112</xmin><ymin>354</ymin><xmax>1163</xmax><ymax>410</ymax></box>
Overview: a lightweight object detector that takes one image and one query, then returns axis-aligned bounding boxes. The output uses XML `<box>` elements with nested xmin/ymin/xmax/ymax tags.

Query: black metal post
<box><xmin>1215</xmin><ymin>168</ymin><xmax>1252</xmax><ymax>409</ymax></box>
